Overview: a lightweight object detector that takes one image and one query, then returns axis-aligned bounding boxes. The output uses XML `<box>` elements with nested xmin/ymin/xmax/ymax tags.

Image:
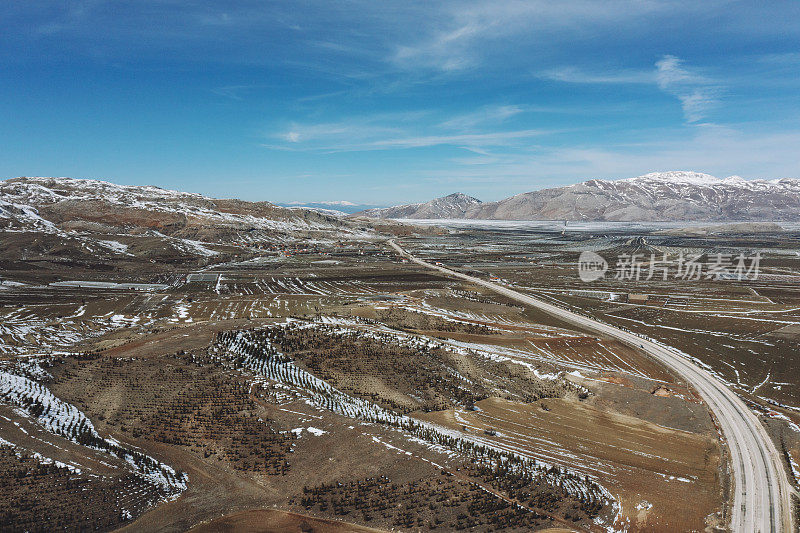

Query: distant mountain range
<box><xmin>277</xmin><ymin>201</ymin><xmax>385</xmax><ymax>216</ymax></box>
<box><xmin>352</xmin><ymin>172</ymin><xmax>800</xmax><ymax>222</ymax></box>
<box><xmin>353</xmin><ymin>192</ymin><xmax>482</xmax><ymax>219</ymax></box>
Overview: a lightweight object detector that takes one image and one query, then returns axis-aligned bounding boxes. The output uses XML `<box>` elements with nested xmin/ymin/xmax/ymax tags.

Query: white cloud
<box><xmin>268</xmin><ymin>126</ymin><xmax>548</xmax><ymax>152</ymax></box>
<box><xmin>369</xmin><ymin>129</ymin><xmax>548</xmax><ymax>149</ymax></box>
<box><xmin>539</xmin><ymin>67</ymin><xmax>655</xmax><ymax>85</ymax></box>
<box><xmin>438</xmin><ymin>105</ymin><xmax>526</xmax><ymax>130</ymax></box>
<box><xmin>387</xmin><ymin>0</ymin><xmax>691</xmax><ymax>73</ymax></box>
<box><xmin>655</xmin><ymin>54</ymin><xmax>719</xmax><ymax>122</ymax></box>
<box><xmin>284</xmin><ymin>131</ymin><xmax>301</xmax><ymax>143</ymax></box>
<box><xmin>538</xmin><ymin>55</ymin><xmax>720</xmax><ymax>123</ymax></box>
<box><xmin>268</xmin><ymin>108</ymin><xmax>552</xmax><ymax>152</ymax></box>
<box><xmin>272</xmin><ymin>114</ymin><xmax>414</xmax><ymax>149</ymax></box>
<box><xmin>673</xmin><ymin>89</ymin><xmax>718</xmax><ymax>123</ymax></box>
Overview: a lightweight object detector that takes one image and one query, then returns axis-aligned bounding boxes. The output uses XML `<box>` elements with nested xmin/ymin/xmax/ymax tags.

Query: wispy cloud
<box><xmin>393</xmin><ymin>21</ymin><xmax>484</xmax><ymax>72</ymax></box>
<box><xmin>387</xmin><ymin>0</ymin><xmax>692</xmax><ymax>73</ymax></box>
<box><xmin>655</xmin><ymin>55</ymin><xmax>719</xmax><ymax>122</ymax></box>
<box><xmin>539</xmin><ymin>66</ymin><xmax>654</xmax><ymax>85</ymax></box>
<box><xmin>211</xmin><ymin>84</ymin><xmax>265</xmax><ymax>100</ymax></box>
<box><xmin>438</xmin><ymin>105</ymin><xmax>527</xmax><ymax>130</ymax></box>
<box><xmin>274</xmin><ymin>112</ymin><xmax>423</xmax><ymax>147</ymax></box>
<box><xmin>538</xmin><ymin>55</ymin><xmax>720</xmax><ymax>123</ymax></box>
<box><xmin>269</xmin><ymin>126</ymin><xmax>549</xmax><ymax>153</ymax></box>
<box><xmin>266</xmin><ymin>106</ymin><xmax>557</xmax><ymax>153</ymax></box>
<box><xmin>369</xmin><ymin>129</ymin><xmax>548</xmax><ymax>149</ymax></box>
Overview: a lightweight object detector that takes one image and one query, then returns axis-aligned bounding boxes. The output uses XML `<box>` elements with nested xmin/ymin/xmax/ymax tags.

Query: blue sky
<box><xmin>1</xmin><ymin>1</ymin><xmax>799</xmax><ymax>204</ymax></box>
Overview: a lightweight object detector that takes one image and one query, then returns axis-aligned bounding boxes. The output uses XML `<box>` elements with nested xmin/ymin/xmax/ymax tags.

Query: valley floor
<box><xmin>1</xmin><ymin>227</ymin><xmax>798</xmax><ymax>532</ymax></box>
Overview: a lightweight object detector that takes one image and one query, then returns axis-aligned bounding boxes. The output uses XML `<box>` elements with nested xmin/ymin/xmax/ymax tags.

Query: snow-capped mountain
<box><xmin>354</xmin><ymin>172</ymin><xmax>800</xmax><ymax>221</ymax></box>
<box><xmin>353</xmin><ymin>192</ymin><xmax>482</xmax><ymax>219</ymax></box>
<box><xmin>466</xmin><ymin>171</ymin><xmax>800</xmax><ymax>221</ymax></box>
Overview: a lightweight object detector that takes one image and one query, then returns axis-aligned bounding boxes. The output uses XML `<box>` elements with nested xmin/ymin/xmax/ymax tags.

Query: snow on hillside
<box><xmin>0</xmin><ymin>370</ymin><xmax>187</xmax><ymax>499</ymax></box>
<box><xmin>0</xmin><ymin>177</ymin><xmax>378</xmax><ymax>257</ymax></box>
<box><xmin>615</xmin><ymin>171</ymin><xmax>800</xmax><ymax>191</ymax></box>
<box><xmin>355</xmin><ymin>192</ymin><xmax>481</xmax><ymax>219</ymax></box>
<box><xmin>620</xmin><ymin>171</ymin><xmax>723</xmax><ymax>186</ymax></box>
<box><xmin>0</xmin><ymin>197</ymin><xmax>60</xmax><ymax>232</ymax></box>
<box><xmin>0</xmin><ymin>177</ymin><xmax>206</xmax><ymax>206</ymax></box>
<box><xmin>0</xmin><ymin>176</ymin><xmax>343</xmax><ymax>233</ymax></box>
<box><xmin>466</xmin><ymin>171</ymin><xmax>800</xmax><ymax>221</ymax></box>
<box><xmin>212</xmin><ymin>320</ymin><xmax>615</xmax><ymax>514</ymax></box>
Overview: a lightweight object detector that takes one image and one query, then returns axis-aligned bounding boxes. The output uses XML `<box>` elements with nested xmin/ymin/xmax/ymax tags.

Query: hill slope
<box><xmin>0</xmin><ymin>177</ymin><xmax>375</xmax><ymax>269</ymax></box>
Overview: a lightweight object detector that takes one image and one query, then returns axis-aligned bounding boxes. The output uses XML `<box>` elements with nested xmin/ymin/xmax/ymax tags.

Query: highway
<box><xmin>389</xmin><ymin>239</ymin><xmax>794</xmax><ymax>532</ymax></box>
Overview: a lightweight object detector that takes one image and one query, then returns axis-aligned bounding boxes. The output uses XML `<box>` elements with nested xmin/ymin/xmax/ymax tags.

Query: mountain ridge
<box><xmin>353</xmin><ymin>192</ymin><xmax>482</xmax><ymax>219</ymax></box>
<box><xmin>0</xmin><ymin>176</ymin><xmax>376</xmax><ymax>267</ymax></box>
<box><xmin>356</xmin><ymin>172</ymin><xmax>800</xmax><ymax>222</ymax></box>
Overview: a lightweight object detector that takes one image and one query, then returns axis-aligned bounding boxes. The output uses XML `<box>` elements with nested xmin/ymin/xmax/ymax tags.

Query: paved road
<box><xmin>389</xmin><ymin>239</ymin><xmax>794</xmax><ymax>532</ymax></box>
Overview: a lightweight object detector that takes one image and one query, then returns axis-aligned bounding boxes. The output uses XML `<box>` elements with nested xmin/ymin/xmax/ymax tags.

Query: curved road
<box><xmin>389</xmin><ymin>240</ymin><xmax>794</xmax><ymax>532</ymax></box>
